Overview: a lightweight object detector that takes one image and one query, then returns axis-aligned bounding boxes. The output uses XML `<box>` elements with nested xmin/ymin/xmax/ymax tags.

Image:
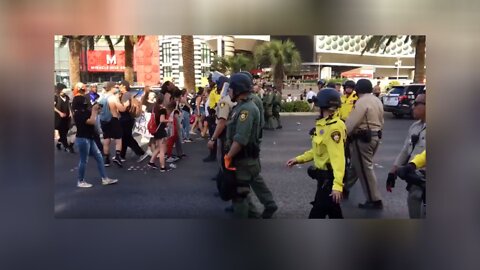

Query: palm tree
<box><xmin>226</xmin><ymin>54</ymin><xmax>254</xmax><ymax>73</ymax></box>
<box><xmin>113</xmin><ymin>35</ymin><xmax>145</xmax><ymax>84</ymax></box>
<box><xmin>362</xmin><ymin>35</ymin><xmax>426</xmax><ymax>83</ymax></box>
<box><xmin>181</xmin><ymin>35</ymin><xmax>196</xmax><ymax>91</ymax></box>
<box><xmin>254</xmin><ymin>39</ymin><xmax>301</xmax><ymax>92</ymax></box>
<box><xmin>59</xmin><ymin>35</ymin><xmax>97</xmax><ymax>86</ymax></box>
<box><xmin>210</xmin><ymin>55</ymin><xmax>229</xmax><ymax>74</ymax></box>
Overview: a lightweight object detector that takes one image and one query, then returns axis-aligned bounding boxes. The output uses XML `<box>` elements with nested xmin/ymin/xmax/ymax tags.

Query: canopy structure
<box><xmin>341</xmin><ymin>66</ymin><xmax>374</xmax><ymax>79</ymax></box>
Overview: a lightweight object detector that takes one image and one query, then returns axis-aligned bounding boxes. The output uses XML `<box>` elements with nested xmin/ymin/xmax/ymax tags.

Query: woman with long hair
<box><xmin>190</xmin><ymin>87</ymin><xmax>206</xmax><ymax>136</ymax></box>
<box><xmin>147</xmin><ymin>93</ymin><xmax>174</xmax><ymax>172</ymax></box>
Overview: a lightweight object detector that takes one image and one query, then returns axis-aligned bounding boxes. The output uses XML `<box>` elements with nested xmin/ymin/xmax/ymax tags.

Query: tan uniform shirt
<box><xmin>346</xmin><ymin>93</ymin><xmax>384</xmax><ymax>134</ymax></box>
<box><xmin>216</xmin><ymin>95</ymin><xmax>235</xmax><ymax>123</ymax></box>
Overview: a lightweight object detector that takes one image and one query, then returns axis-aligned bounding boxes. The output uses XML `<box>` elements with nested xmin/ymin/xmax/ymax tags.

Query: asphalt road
<box><xmin>55</xmin><ymin>112</ymin><xmax>416</xmax><ymax>219</ymax></box>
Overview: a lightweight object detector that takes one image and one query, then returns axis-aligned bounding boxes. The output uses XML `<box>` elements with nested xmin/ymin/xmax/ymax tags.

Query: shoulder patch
<box><xmin>330</xmin><ymin>130</ymin><xmax>341</xmax><ymax>143</ymax></box>
<box><xmin>239</xmin><ymin>110</ymin><xmax>249</xmax><ymax>122</ymax></box>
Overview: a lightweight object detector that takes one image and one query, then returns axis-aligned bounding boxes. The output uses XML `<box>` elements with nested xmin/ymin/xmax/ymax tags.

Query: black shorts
<box><xmin>153</xmin><ymin>127</ymin><xmax>167</xmax><ymax>140</ymax></box>
<box><xmin>101</xmin><ymin>117</ymin><xmax>122</xmax><ymax>139</ymax></box>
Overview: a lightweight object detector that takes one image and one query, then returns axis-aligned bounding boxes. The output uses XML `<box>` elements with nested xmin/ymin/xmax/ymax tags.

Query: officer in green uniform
<box><xmin>272</xmin><ymin>88</ymin><xmax>282</xmax><ymax>129</ymax></box>
<box><xmin>240</xmin><ymin>72</ymin><xmax>265</xmax><ymax>140</ymax></box>
<box><xmin>286</xmin><ymin>88</ymin><xmax>346</xmax><ymax>218</ymax></box>
<box><xmin>224</xmin><ymin>73</ymin><xmax>278</xmax><ymax>219</ymax></box>
<box><xmin>262</xmin><ymin>86</ymin><xmax>274</xmax><ymax>130</ymax></box>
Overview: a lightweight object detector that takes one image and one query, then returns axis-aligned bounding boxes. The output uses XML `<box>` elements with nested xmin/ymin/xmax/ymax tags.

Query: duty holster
<box><xmin>307</xmin><ymin>165</ymin><xmax>334</xmax><ymax>189</ymax></box>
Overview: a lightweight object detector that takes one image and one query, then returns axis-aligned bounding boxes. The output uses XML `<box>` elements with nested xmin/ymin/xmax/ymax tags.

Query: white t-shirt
<box><xmin>306</xmin><ymin>90</ymin><xmax>316</xmax><ymax>100</ymax></box>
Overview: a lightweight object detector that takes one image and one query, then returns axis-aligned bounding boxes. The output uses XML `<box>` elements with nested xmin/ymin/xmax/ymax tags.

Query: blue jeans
<box><xmin>76</xmin><ymin>137</ymin><xmax>106</xmax><ymax>181</ymax></box>
<box><xmin>182</xmin><ymin>110</ymin><xmax>191</xmax><ymax>140</ymax></box>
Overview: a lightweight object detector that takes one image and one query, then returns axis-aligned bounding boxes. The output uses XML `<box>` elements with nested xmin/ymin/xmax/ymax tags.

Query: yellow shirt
<box><xmin>339</xmin><ymin>91</ymin><xmax>358</xmax><ymax>121</ymax></box>
<box><xmin>411</xmin><ymin>150</ymin><xmax>426</xmax><ymax>169</ymax></box>
<box><xmin>295</xmin><ymin>112</ymin><xmax>346</xmax><ymax>192</ymax></box>
<box><xmin>208</xmin><ymin>87</ymin><xmax>221</xmax><ymax>109</ymax></box>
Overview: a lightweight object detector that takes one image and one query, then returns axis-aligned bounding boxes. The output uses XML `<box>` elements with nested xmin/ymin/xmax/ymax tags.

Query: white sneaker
<box><xmin>137</xmin><ymin>151</ymin><xmax>150</xmax><ymax>163</ymax></box>
<box><xmin>166</xmin><ymin>157</ymin><xmax>177</xmax><ymax>163</ymax></box>
<box><xmin>184</xmin><ymin>139</ymin><xmax>193</xmax><ymax>143</ymax></box>
<box><xmin>77</xmin><ymin>181</ymin><xmax>93</xmax><ymax>188</ymax></box>
<box><xmin>189</xmin><ymin>131</ymin><xmax>196</xmax><ymax>135</ymax></box>
<box><xmin>102</xmin><ymin>178</ymin><xmax>118</xmax><ymax>185</ymax></box>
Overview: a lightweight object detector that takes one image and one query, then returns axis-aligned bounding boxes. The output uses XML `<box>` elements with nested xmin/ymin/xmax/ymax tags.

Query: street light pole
<box><xmin>395</xmin><ymin>58</ymin><xmax>402</xmax><ymax>80</ymax></box>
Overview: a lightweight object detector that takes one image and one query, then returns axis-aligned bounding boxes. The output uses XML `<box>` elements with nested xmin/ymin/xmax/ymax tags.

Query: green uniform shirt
<box><xmin>250</xmin><ymin>93</ymin><xmax>265</xmax><ymax>133</ymax></box>
<box><xmin>226</xmin><ymin>97</ymin><xmax>261</xmax><ymax>148</ymax></box>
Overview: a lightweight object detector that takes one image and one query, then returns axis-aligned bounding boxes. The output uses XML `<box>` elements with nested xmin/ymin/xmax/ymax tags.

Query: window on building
<box><xmin>163</xmin><ymin>66</ymin><xmax>172</xmax><ymax>78</ymax></box>
<box><xmin>201</xmin><ymin>43</ymin><xmax>211</xmax><ymax>64</ymax></box>
<box><xmin>201</xmin><ymin>66</ymin><xmax>209</xmax><ymax>77</ymax></box>
<box><xmin>162</xmin><ymin>42</ymin><xmax>172</xmax><ymax>63</ymax></box>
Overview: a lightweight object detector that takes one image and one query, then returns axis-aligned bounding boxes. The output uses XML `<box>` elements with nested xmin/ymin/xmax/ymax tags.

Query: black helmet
<box><xmin>355</xmin><ymin>79</ymin><xmax>373</xmax><ymax>94</ymax></box>
<box><xmin>239</xmin><ymin>71</ymin><xmax>253</xmax><ymax>83</ymax></box>
<box><xmin>342</xmin><ymin>80</ymin><xmax>356</xmax><ymax>89</ymax></box>
<box><xmin>229</xmin><ymin>73</ymin><xmax>253</xmax><ymax>97</ymax></box>
<box><xmin>317</xmin><ymin>79</ymin><xmax>326</xmax><ymax>86</ymax></box>
<box><xmin>315</xmin><ymin>88</ymin><xmax>341</xmax><ymax>109</ymax></box>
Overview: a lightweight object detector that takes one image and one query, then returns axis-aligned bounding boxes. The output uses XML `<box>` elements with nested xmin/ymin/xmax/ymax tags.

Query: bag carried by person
<box><xmin>147</xmin><ymin>107</ymin><xmax>160</xmax><ymax>135</ymax></box>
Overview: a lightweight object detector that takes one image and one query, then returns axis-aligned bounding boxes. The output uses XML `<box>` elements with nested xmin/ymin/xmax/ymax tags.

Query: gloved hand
<box><xmin>397</xmin><ymin>163</ymin><xmax>416</xmax><ymax>180</ymax></box>
<box><xmin>386</xmin><ymin>172</ymin><xmax>397</xmax><ymax>192</ymax></box>
<box><xmin>224</xmin><ymin>155</ymin><xmax>236</xmax><ymax>171</ymax></box>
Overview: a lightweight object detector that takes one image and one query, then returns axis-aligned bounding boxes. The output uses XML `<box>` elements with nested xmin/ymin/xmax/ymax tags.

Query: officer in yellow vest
<box><xmin>339</xmin><ymin>80</ymin><xmax>358</xmax><ymax>121</ymax></box>
<box><xmin>286</xmin><ymin>88</ymin><xmax>346</xmax><ymax>218</ymax></box>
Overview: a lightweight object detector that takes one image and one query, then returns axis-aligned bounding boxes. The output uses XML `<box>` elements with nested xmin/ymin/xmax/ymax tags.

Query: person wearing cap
<box><xmin>387</xmin><ymin>93</ymin><xmax>426</xmax><ymax>218</ymax></box>
<box><xmin>240</xmin><ymin>71</ymin><xmax>266</xmax><ymax>137</ymax></box>
<box><xmin>224</xmin><ymin>73</ymin><xmax>278</xmax><ymax>219</ymax></box>
<box><xmin>71</xmin><ymin>95</ymin><xmax>118</xmax><ymax>188</ymax></box>
<box><xmin>339</xmin><ymin>80</ymin><xmax>358</xmax><ymax>121</ymax></box>
<box><xmin>306</xmin><ymin>87</ymin><xmax>316</xmax><ymax>110</ymax></box>
<box><xmin>99</xmin><ymin>81</ymin><xmax>130</xmax><ymax>167</ymax></box>
<box><xmin>118</xmin><ymin>80</ymin><xmax>146</xmax><ymax>162</ymax></box>
<box><xmin>345</xmin><ymin>79</ymin><xmax>385</xmax><ymax>210</ymax></box>
<box><xmin>286</xmin><ymin>88</ymin><xmax>346</xmax><ymax>218</ymax></box>
<box><xmin>54</xmin><ymin>83</ymin><xmax>75</xmax><ymax>153</ymax></box>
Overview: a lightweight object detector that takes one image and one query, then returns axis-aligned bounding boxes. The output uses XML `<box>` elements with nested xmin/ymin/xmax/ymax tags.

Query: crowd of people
<box><xmin>55</xmin><ymin>72</ymin><xmax>426</xmax><ymax>219</ymax></box>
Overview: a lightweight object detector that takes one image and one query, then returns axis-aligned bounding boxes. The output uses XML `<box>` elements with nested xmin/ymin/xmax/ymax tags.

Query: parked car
<box><xmin>383</xmin><ymin>84</ymin><xmax>425</xmax><ymax>118</ymax></box>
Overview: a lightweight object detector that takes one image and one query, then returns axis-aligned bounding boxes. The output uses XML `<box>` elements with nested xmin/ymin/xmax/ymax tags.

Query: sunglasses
<box><xmin>413</xmin><ymin>101</ymin><xmax>426</xmax><ymax>106</ymax></box>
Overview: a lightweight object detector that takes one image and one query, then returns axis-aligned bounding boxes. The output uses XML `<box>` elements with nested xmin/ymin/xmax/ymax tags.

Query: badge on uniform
<box><xmin>239</xmin><ymin>110</ymin><xmax>248</xmax><ymax>122</ymax></box>
<box><xmin>220</xmin><ymin>102</ymin><xmax>225</xmax><ymax>108</ymax></box>
<box><xmin>331</xmin><ymin>131</ymin><xmax>341</xmax><ymax>143</ymax></box>
<box><xmin>319</xmin><ymin>129</ymin><xmax>324</xmax><ymax>135</ymax></box>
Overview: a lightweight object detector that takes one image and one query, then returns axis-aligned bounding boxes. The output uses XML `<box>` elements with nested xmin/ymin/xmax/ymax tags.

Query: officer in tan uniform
<box><xmin>345</xmin><ymin>79</ymin><xmax>385</xmax><ymax>209</ymax></box>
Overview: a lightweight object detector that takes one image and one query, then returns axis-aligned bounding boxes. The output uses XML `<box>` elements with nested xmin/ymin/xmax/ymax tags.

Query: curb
<box><xmin>279</xmin><ymin>112</ymin><xmax>318</xmax><ymax>116</ymax></box>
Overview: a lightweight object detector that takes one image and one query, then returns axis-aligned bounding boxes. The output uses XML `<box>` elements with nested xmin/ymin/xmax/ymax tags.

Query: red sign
<box><xmin>87</xmin><ymin>50</ymin><xmax>126</xmax><ymax>72</ymax></box>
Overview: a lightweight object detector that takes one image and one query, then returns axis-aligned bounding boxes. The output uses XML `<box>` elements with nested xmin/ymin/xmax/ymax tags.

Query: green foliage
<box><xmin>254</xmin><ymin>40</ymin><xmax>302</xmax><ymax>83</ymax></box>
<box><xmin>387</xmin><ymin>80</ymin><xmax>401</xmax><ymax>90</ymax></box>
<box><xmin>280</xmin><ymin>101</ymin><xmax>311</xmax><ymax>112</ymax></box>
<box><xmin>210</xmin><ymin>55</ymin><xmax>228</xmax><ymax>74</ymax></box>
<box><xmin>327</xmin><ymin>78</ymin><xmax>347</xmax><ymax>85</ymax></box>
<box><xmin>226</xmin><ymin>54</ymin><xmax>254</xmax><ymax>73</ymax></box>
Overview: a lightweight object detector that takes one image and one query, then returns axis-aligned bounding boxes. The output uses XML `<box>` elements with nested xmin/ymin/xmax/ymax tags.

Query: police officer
<box><xmin>339</xmin><ymin>80</ymin><xmax>359</xmax><ymax>199</ymax></box>
<box><xmin>240</xmin><ymin>72</ymin><xmax>265</xmax><ymax>139</ymax></box>
<box><xmin>286</xmin><ymin>88</ymin><xmax>346</xmax><ymax>218</ymax></box>
<box><xmin>339</xmin><ymin>80</ymin><xmax>358</xmax><ymax>121</ymax></box>
<box><xmin>345</xmin><ymin>79</ymin><xmax>385</xmax><ymax>209</ymax></box>
<box><xmin>224</xmin><ymin>73</ymin><xmax>278</xmax><ymax>219</ymax></box>
<box><xmin>272</xmin><ymin>87</ymin><xmax>282</xmax><ymax>129</ymax></box>
<box><xmin>208</xmin><ymin>75</ymin><xmax>232</xmax><ymax>177</ymax></box>
<box><xmin>317</xmin><ymin>79</ymin><xmax>326</xmax><ymax>91</ymax></box>
<box><xmin>387</xmin><ymin>93</ymin><xmax>426</xmax><ymax>218</ymax></box>
<box><xmin>263</xmin><ymin>85</ymin><xmax>275</xmax><ymax>130</ymax></box>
